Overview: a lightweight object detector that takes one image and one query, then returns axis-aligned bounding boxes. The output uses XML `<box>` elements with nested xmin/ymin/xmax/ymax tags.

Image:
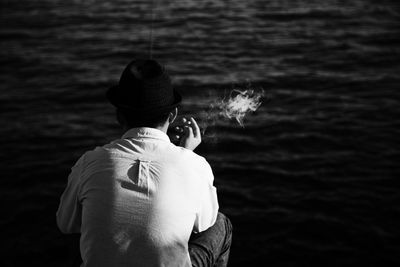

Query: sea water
<box><xmin>1</xmin><ymin>0</ymin><xmax>399</xmax><ymax>266</ymax></box>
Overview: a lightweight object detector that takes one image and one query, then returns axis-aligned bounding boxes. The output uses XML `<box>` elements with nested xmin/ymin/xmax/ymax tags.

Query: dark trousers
<box><xmin>189</xmin><ymin>212</ymin><xmax>233</xmax><ymax>267</ymax></box>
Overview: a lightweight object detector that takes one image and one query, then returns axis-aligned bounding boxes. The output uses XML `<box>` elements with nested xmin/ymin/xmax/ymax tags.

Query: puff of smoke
<box><xmin>219</xmin><ymin>89</ymin><xmax>264</xmax><ymax>127</ymax></box>
<box><xmin>198</xmin><ymin>88</ymin><xmax>264</xmax><ymax>142</ymax></box>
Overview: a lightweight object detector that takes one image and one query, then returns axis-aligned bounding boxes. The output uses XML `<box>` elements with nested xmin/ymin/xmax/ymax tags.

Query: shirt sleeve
<box><xmin>56</xmin><ymin>155</ymin><xmax>85</xmax><ymax>234</ymax></box>
<box><xmin>193</xmin><ymin>159</ymin><xmax>219</xmax><ymax>233</ymax></box>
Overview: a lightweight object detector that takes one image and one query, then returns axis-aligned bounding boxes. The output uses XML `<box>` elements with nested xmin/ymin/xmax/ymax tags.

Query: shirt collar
<box><xmin>121</xmin><ymin>127</ymin><xmax>171</xmax><ymax>143</ymax></box>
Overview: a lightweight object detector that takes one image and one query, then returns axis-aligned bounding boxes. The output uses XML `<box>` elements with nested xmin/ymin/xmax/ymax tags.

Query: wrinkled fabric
<box><xmin>56</xmin><ymin>127</ymin><xmax>219</xmax><ymax>267</ymax></box>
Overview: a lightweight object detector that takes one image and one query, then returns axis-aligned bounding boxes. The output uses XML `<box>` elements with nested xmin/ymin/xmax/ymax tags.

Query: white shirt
<box><xmin>56</xmin><ymin>127</ymin><xmax>219</xmax><ymax>267</ymax></box>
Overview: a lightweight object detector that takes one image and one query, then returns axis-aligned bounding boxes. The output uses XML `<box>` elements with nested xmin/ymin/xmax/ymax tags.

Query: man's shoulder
<box><xmin>167</xmin><ymin>144</ymin><xmax>213</xmax><ymax>178</ymax></box>
<box><xmin>79</xmin><ymin>141</ymin><xmax>118</xmax><ymax>163</ymax></box>
<box><xmin>80</xmin><ymin>139</ymin><xmax>211</xmax><ymax>169</ymax></box>
<box><xmin>168</xmin><ymin>144</ymin><xmax>208</xmax><ymax>164</ymax></box>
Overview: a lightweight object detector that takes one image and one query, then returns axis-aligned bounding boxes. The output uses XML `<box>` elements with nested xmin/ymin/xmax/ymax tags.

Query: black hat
<box><xmin>106</xmin><ymin>59</ymin><xmax>181</xmax><ymax>118</ymax></box>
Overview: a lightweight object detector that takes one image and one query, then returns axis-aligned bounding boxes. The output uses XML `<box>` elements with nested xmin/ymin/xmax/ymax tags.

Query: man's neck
<box><xmin>123</xmin><ymin>124</ymin><xmax>168</xmax><ymax>134</ymax></box>
<box><xmin>154</xmin><ymin>124</ymin><xmax>168</xmax><ymax>134</ymax></box>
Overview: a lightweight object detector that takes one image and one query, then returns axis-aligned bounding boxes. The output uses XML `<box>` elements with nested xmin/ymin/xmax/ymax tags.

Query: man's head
<box><xmin>106</xmin><ymin>59</ymin><xmax>181</xmax><ymax>130</ymax></box>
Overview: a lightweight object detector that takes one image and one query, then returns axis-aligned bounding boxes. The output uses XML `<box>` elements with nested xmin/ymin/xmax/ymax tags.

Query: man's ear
<box><xmin>168</xmin><ymin>107</ymin><xmax>178</xmax><ymax>124</ymax></box>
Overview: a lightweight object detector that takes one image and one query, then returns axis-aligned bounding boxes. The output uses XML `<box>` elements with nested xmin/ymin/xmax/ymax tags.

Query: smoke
<box><xmin>199</xmin><ymin>87</ymin><xmax>265</xmax><ymax>139</ymax></box>
<box><xmin>219</xmin><ymin>89</ymin><xmax>264</xmax><ymax>127</ymax></box>
<box><xmin>168</xmin><ymin>86</ymin><xmax>265</xmax><ymax>145</ymax></box>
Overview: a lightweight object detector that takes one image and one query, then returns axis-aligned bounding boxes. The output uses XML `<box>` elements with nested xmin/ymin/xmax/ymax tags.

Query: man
<box><xmin>56</xmin><ymin>59</ymin><xmax>232</xmax><ymax>267</ymax></box>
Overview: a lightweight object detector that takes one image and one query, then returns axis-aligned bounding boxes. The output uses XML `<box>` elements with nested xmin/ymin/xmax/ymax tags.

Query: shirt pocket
<box><xmin>125</xmin><ymin>159</ymin><xmax>151</xmax><ymax>197</ymax></box>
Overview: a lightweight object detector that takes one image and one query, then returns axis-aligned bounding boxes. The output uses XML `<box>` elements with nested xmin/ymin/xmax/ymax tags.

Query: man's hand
<box><xmin>179</xmin><ymin>117</ymin><xmax>201</xmax><ymax>151</ymax></box>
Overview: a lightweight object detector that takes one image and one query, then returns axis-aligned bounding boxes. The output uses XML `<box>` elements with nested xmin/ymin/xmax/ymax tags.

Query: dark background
<box><xmin>1</xmin><ymin>0</ymin><xmax>400</xmax><ymax>266</ymax></box>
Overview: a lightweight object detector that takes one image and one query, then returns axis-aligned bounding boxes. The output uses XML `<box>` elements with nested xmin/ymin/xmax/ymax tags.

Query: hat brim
<box><xmin>106</xmin><ymin>85</ymin><xmax>182</xmax><ymax>118</ymax></box>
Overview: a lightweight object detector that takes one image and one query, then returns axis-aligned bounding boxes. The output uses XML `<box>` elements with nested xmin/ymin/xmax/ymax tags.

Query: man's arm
<box><xmin>178</xmin><ymin>116</ymin><xmax>219</xmax><ymax>232</ymax></box>
<box><xmin>56</xmin><ymin>155</ymin><xmax>84</xmax><ymax>234</ymax></box>
<box><xmin>193</xmin><ymin>160</ymin><xmax>219</xmax><ymax>233</ymax></box>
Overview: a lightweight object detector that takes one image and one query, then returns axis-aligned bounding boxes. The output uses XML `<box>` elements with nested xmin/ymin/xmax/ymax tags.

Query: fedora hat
<box><xmin>106</xmin><ymin>59</ymin><xmax>181</xmax><ymax>118</ymax></box>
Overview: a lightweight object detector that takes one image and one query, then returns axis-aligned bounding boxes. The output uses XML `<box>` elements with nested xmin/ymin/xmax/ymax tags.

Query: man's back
<box><xmin>57</xmin><ymin>127</ymin><xmax>218</xmax><ymax>267</ymax></box>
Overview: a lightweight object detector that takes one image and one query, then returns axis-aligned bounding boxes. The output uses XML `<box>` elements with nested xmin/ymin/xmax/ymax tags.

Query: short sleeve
<box><xmin>193</xmin><ymin>160</ymin><xmax>219</xmax><ymax>233</ymax></box>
